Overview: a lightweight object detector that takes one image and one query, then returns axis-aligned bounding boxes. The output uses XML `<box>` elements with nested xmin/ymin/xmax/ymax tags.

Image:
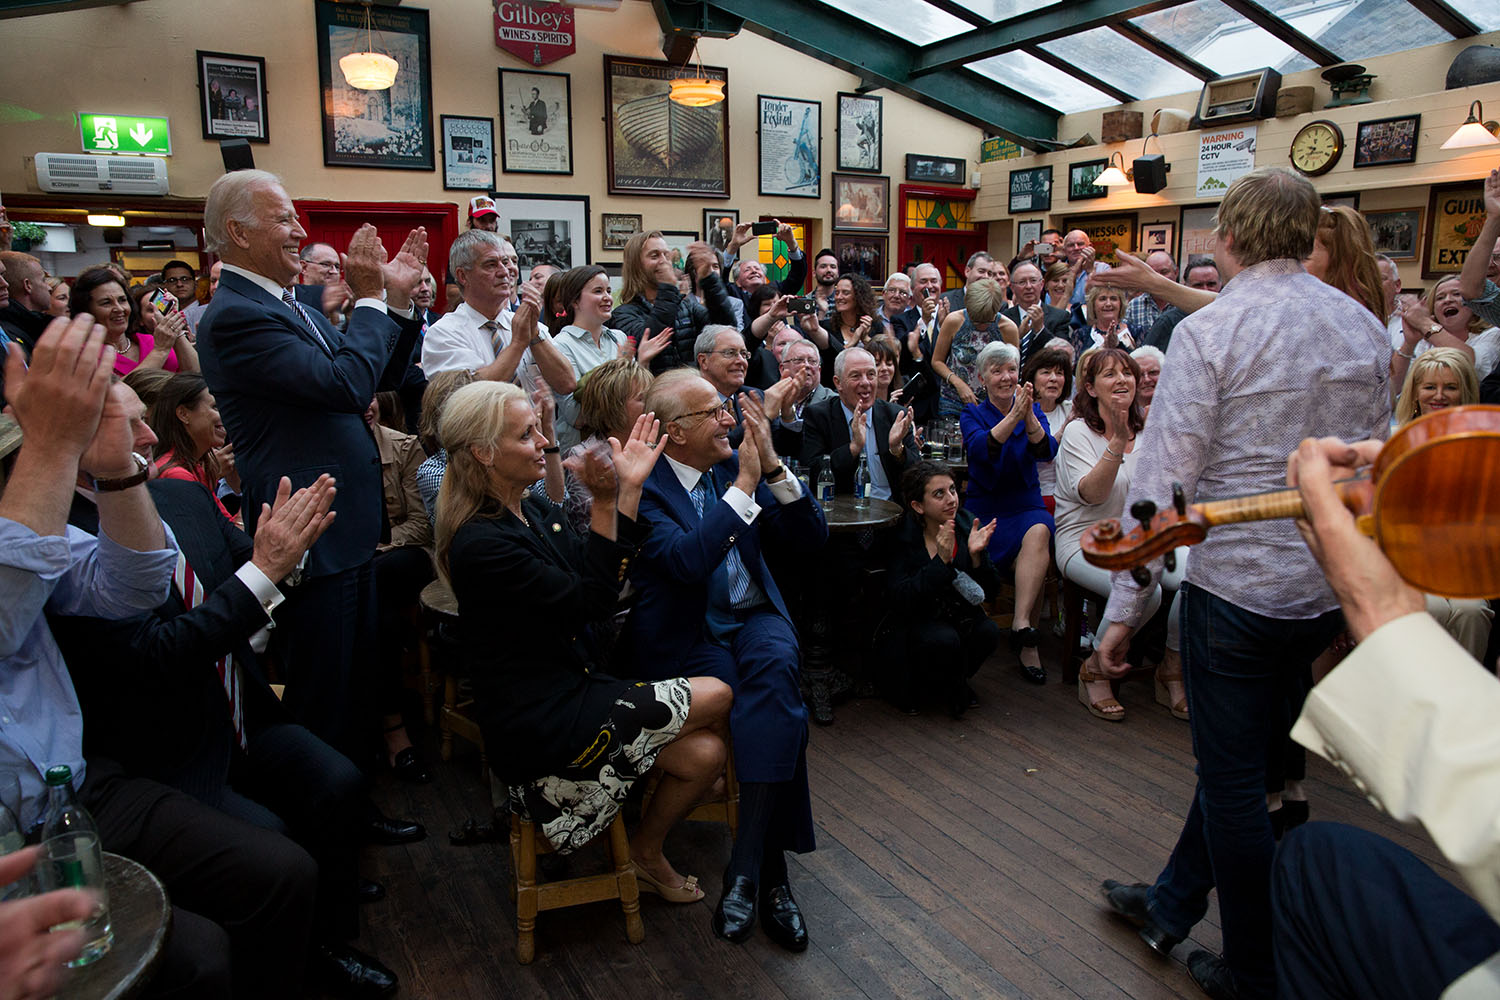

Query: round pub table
<box><xmin>61</xmin><ymin>852</ymin><xmax>169</xmax><ymax>1000</ymax></box>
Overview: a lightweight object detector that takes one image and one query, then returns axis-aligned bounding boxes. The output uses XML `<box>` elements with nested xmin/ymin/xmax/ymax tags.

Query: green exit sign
<box><xmin>78</xmin><ymin>113</ymin><xmax>172</xmax><ymax>156</ymax></box>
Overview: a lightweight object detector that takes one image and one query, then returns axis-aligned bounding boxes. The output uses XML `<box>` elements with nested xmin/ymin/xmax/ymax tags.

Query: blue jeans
<box><xmin>1145</xmin><ymin>583</ymin><xmax>1342</xmax><ymax>999</ymax></box>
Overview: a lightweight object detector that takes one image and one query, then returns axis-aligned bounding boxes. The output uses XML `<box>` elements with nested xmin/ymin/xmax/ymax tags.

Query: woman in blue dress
<box><xmin>960</xmin><ymin>341</ymin><xmax>1057</xmax><ymax>684</ymax></box>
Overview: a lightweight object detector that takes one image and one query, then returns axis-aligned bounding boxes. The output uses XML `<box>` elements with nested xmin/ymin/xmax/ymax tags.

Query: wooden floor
<box><xmin>350</xmin><ymin>632</ymin><xmax>1449</xmax><ymax>1000</ymax></box>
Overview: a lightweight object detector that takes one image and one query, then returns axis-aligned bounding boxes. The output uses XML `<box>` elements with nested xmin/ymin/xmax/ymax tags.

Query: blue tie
<box><xmin>689</xmin><ymin>475</ymin><xmax>758</xmax><ymax>611</ymax></box>
<box><xmin>282</xmin><ymin>287</ymin><xmax>332</xmax><ymax>355</ymax></box>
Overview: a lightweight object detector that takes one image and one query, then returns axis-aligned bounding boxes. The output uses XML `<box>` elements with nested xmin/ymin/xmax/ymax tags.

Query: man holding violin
<box><xmin>1093</xmin><ymin>167</ymin><xmax>1391</xmax><ymax>1000</ymax></box>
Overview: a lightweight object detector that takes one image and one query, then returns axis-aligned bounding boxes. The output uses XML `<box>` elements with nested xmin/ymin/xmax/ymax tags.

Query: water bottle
<box><xmin>853</xmin><ymin>452</ymin><xmax>870</xmax><ymax>508</ymax></box>
<box><xmin>814</xmin><ymin>457</ymin><xmax>834</xmax><ymax>504</ymax></box>
<box><xmin>39</xmin><ymin>765</ymin><xmax>112</xmax><ymax>966</ymax></box>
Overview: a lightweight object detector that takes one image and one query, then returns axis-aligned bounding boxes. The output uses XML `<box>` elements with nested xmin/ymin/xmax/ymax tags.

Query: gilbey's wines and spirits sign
<box><xmin>494</xmin><ymin>1</ymin><xmax>576</xmax><ymax>66</ymax></box>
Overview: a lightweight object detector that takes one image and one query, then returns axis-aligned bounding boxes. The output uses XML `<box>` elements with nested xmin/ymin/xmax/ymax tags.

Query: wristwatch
<box><xmin>1428</xmin><ymin>322</ymin><xmax>1443</xmax><ymax>337</ymax></box>
<box><xmin>90</xmin><ymin>452</ymin><xmax>150</xmax><ymax>492</ymax></box>
<box><xmin>765</xmin><ymin>463</ymin><xmax>787</xmax><ymax>482</ymax></box>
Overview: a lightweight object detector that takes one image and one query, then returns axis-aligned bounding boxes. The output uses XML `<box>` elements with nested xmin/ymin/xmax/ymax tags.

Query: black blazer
<box><xmin>54</xmin><ymin>480</ymin><xmax>286</xmax><ymax>777</ymax></box>
<box><xmin>801</xmin><ymin>396</ymin><xmax>918</xmax><ymax>501</ymax></box>
<box><xmin>886</xmin><ymin>509</ymin><xmax>1003</xmax><ymax>623</ymax></box>
<box><xmin>1001</xmin><ymin>303</ymin><xmax>1072</xmax><ymax>364</ymax></box>
<box><xmin>197</xmin><ymin>270</ymin><xmax>420</xmax><ymax>577</ymax></box>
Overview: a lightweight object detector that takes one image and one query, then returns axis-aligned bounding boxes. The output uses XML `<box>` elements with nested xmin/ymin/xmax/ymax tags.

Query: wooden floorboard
<box><xmin>329</xmin><ymin>627</ymin><xmax>1456</xmax><ymax>999</ymax></box>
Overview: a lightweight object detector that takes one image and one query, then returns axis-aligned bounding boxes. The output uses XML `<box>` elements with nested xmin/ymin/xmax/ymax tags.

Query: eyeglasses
<box><xmin>783</xmin><ymin>356</ymin><xmax>820</xmax><ymax>368</ymax></box>
<box><xmin>305</xmin><ymin>260</ymin><xmax>341</xmax><ymax>273</ymax></box>
<box><xmin>162</xmin><ymin>274</ymin><xmax>196</xmax><ymax>285</ymax></box>
<box><xmin>675</xmin><ymin>400</ymin><xmax>735</xmax><ymax>423</ymax></box>
<box><xmin>708</xmin><ymin>349</ymin><xmax>752</xmax><ymax>361</ymax></box>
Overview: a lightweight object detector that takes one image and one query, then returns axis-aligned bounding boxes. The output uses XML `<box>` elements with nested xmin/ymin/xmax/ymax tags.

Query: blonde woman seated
<box><xmin>562</xmin><ymin>357</ymin><xmax>654</xmax><ymax>535</ymax></box>
<box><xmin>436</xmin><ymin>381</ymin><xmax>731</xmax><ymax>899</ymax></box>
<box><xmin>1053</xmin><ymin>347</ymin><xmax>1186</xmax><ymax>721</ymax></box>
<box><xmin>1393</xmin><ymin>347</ymin><xmax>1493</xmax><ymax>660</ymax></box>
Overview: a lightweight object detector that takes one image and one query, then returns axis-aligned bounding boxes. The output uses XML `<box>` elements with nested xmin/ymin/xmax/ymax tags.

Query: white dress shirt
<box><xmin>420</xmin><ymin>300</ymin><xmax>549</xmax><ymax>383</ymax></box>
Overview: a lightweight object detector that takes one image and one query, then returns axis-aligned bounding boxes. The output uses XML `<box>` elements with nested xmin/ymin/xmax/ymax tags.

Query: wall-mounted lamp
<box><xmin>1441</xmin><ymin>100</ymin><xmax>1500</xmax><ymax>150</ymax></box>
<box><xmin>1093</xmin><ymin>151</ymin><xmax>1131</xmax><ymax>187</ymax></box>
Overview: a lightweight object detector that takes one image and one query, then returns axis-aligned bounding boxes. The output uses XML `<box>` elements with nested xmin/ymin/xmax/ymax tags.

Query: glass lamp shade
<box><xmin>668</xmin><ymin>77</ymin><xmax>724</xmax><ymax>107</ymax></box>
<box><xmin>1094</xmin><ymin>165</ymin><xmax>1131</xmax><ymax>186</ymax></box>
<box><xmin>1441</xmin><ymin>121</ymin><xmax>1500</xmax><ymax>150</ymax></box>
<box><xmin>339</xmin><ymin>51</ymin><xmax>398</xmax><ymax>91</ymax></box>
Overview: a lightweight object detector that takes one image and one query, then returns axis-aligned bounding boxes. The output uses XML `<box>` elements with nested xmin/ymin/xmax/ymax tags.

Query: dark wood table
<box><xmin>61</xmin><ymin>853</ymin><xmax>169</xmax><ymax>1000</ymax></box>
<box><xmin>804</xmin><ymin>497</ymin><xmax>903</xmax><ymax>725</ymax></box>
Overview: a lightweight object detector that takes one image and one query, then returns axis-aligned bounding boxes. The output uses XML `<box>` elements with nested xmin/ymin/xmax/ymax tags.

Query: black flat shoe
<box><xmin>365</xmin><ymin>811</ymin><xmax>426</xmax><ymax>845</ymax></box>
<box><xmin>1187</xmin><ymin>949</ymin><xmax>1244</xmax><ymax>1000</ymax></box>
<box><xmin>312</xmin><ymin>942</ymin><xmax>398</xmax><ymax>999</ymax></box>
<box><xmin>389</xmin><ymin>746</ymin><xmax>432</xmax><ymax>784</ymax></box>
<box><xmin>713</xmin><ymin>875</ymin><xmax>757</xmax><ymax>943</ymax></box>
<box><xmin>1011</xmin><ymin>628</ymin><xmax>1046</xmax><ymax>684</ymax></box>
<box><xmin>353</xmin><ymin>878</ymin><xmax>385</xmax><ymax>904</ymax></box>
<box><xmin>759</xmin><ymin>882</ymin><xmax>809</xmax><ymax>952</ymax></box>
<box><xmin>1101</xmin><ymin>879</ymin><xmax>1183</xmax><ymax>957</ymax></box>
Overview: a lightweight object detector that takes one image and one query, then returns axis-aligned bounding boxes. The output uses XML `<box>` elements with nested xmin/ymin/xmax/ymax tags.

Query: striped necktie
<box><xmin>281</xmin><ymin>287</ymin><xmax>332</xmax><ymax>354</ymax></box>
<box><xmin>688</xmin><ymin>475</ymin><xmax>761</xmax><ymax>610</ymax></box>
<box><xmin>173</xmin><ymin>553</ymin><xmax>247</xmax><ymax>750</ymax></box>
<box><xmin>482</xmin><ymin>319</ymin><xmax>502</xmax><ymax>354</ymax></box>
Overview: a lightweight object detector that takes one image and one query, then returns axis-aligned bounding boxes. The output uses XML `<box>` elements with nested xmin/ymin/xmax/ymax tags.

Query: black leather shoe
<box><xmin>1011</xmin><ymin>628</ymin><xmax>1046</xmax><ymax>684</ymax></box>
<box><xmin>353</xmin><ymin>878</ymin><xmax>385</xmax><ymax>904</ymax></box>
<box><xmin>759</xmin><ymin>882</ymin><xmax>809</xmax><ymax>952</ymax></box>
<box><xmin>366</xmin><ymin>811</ymin><xmax>426</xmax><ymax>845</ymax></box>
<box><xmin>312</xmin><ymin>942</ymin><xmax>398</xmax><ymax>998</ymax></box>
<box><xmin>390</xmin><ymin>746</ymin><xmax>432</xmax><ymax>784</ymax></box>
<box><xmin>712</xmin><ymin>875</ymin><xmax>757</xmax><ymax>943</ymax></box>
<box><xmin>1187</xmin><ymin>949</ymin><xmax>1244</xmax><ymax>1000</ymax></box>
<box><xmin>1101</xmin><ymin>879</ymin><xmax>1183</xmax><ymax>957</ymax></box>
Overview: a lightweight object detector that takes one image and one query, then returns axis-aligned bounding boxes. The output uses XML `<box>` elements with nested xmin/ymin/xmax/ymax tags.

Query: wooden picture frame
<box><xmin>314</xmin><ymin>0</ymin><xmax>434</xmax><ymax>170</ymax></box>
<box><xmin>657</xmin><ymin>230</ymin><xmax>699</xmax><ymax>272</ymax></box>
<box><xmin>487</xmin><ymin>192</ymin><xmax>590</xmax><ymax>283</ymax></box>
<box><xmin>1068</xmin><ymin>159</ymin><xmax>1109</xmax><ymax>201</ymax></box>
<box><xmin>832</xmin><ymin>173</ymin><xmax>889</xmax><ymax>232</ymax></box>
<box><xmin>832</xmin><ymin>233</ymin><xmax>887</xmax><ymax>282</ymax></box>
<box><xmin>1364</xmin><ymin>208</ymin><xmax>1422</xmax><ymax>261</ymax></box>
<box><xmin>1139</xmin><ymin>221</ymin><xmax>1176</xmax><ymax>257</ymax></box>
<box><xmin>604</xmin><ymin>55</ymin><xmax>729</xmax><ymax>198</ymax></box>
<box><xmin>1354</xmin><ymin>114</ymin><xmax>1420</xmax><ymax>168</ymax></box>
<box><xmin>498</xmin><ymin>69</ymin><xmax>573</xmax><ymax>176</ymax></box>
<box><xmin>1064</xmin><ymin>213</ymin><xmax>1137</xmax><ymax>265</ymax></box>
<box><xmin>197</xmin><ymin>50</ymin><xmax>268</xmax><ymax>143</ymax></box>
<box><xmin>600</xmin><ymin>212</ymin><xmax>641</xmax><ymax>251</ymax></box>
<box><xmin>758</xmin><ymin>95</ymin><xmax>821</xmax><ymax>198</ymax></box>
<box><xmin>836</xmin><ymin>92</ymin><xmax>882</xmax><ymax>173</ymax></box>
<box><xmin>1008</xmin><ymin>166</ymin><xmax>1052</xmax><ymax>214</ymax></box>
<box><xmin>904</xmin><ymin>154</ymin><xmax>965</xmax><ymax>185</ymax></box>
<box><xmin>440</xmin><ymin>115</ymin><xmax>495</xmax><ymax>191</ymax></box>
<box><xmin>703</xmin><ymin>209</ymin><xmax>739</xmax><ymax>258</ymax></box>
<box><xmin>1017</xmin><ymin>219</ymin><xmax>1043</xmax><ymax>249</ymax></box>
<box><xmin>1424</xmin><ymin>181</ymin><xmax>1485</xmax><ymax>279</ymax></box>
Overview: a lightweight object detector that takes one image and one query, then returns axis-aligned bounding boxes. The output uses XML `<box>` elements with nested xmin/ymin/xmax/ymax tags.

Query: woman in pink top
<box><xmin>147</xmin><ymin>372</ymin><xmax>236</xmax><ymax>521</ymax></box>
<box><xmin>70</xmin><ymin>266</ymin><xmax>198</xmax><ymax>376</ymax></box>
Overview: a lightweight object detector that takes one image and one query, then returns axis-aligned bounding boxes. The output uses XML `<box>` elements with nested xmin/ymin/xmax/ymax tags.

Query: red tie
<box><xmin>173</xmin><ymin>553</ymin><xmax>247</xmax><ymax>750</ymax></box>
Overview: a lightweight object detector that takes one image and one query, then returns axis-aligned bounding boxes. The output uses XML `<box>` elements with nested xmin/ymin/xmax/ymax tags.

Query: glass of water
<box><xmin>37</xmin><ymin>832</ymin><xmax>112</xmax><ymax>966</ymax></box>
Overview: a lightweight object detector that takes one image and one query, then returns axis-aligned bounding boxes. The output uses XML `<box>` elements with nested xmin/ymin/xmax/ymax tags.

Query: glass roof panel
<box><xmin>947</xmin><ymin>0</ymin><xmax>1058</xmax><ymax>20</ymax></box>
<box><xmin>967</xmin><ymin>49</ymin><xmax>1119</xmax><ymax>114</ymax></box>
<box><xmin>1440</xmin><ymin>0</ymin><xmax>1500</xmax><ymax>31</ymax></box>
<box><xmin>829</xmin><ymin>0</ymin><xmax>974</xmax><ymax>44</ymax></box>
<box><xmin>1257</xmin><ymin>0</ymin><xmax>1452</xmax><ymax>59</ymax></box>
<box><xmin>1131</xmin><ymin>0</ymin><xmax>1312</xmax><ymax>75</ymax></box>
<box><xmin>1038</xmin><ymin>26</ymin><xmax>1203</xmax><ymax>101</ymax></box>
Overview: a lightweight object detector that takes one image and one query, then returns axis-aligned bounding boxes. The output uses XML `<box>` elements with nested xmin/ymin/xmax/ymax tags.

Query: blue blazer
<box><xmin>196</xmin><ymin>270</ymin><xmax>418</xmax><ymax>577</ymax></box>
<box><xmin>616</xmin><ymin>454</ymin><xmax>827</xmax><ymax>675</ymax></box>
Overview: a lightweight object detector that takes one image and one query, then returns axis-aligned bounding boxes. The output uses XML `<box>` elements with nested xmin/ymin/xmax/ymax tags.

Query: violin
<box><xmin>1080</xmin><ymin>405</ymin><xmax>1500</xmax><ymax>600</ymax></box>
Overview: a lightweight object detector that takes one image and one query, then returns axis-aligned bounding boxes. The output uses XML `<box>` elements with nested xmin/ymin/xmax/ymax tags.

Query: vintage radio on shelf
<box><xmin>1193</xmin><ymin>68</ymin><xmax>1282</xmax><ymax>126</ymax></box>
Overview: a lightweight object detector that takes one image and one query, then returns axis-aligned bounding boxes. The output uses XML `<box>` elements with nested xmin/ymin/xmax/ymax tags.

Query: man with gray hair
<box><xmin>1123</xmin><ymin>250</ymin><xmax>1179</xmax><ymax>334</ymax></box>
<box><xmin>420</xmin><ymin>228</ymin><xmax>575</xmax><ymax>395</ymax></box>
<box><xmin>294</xmin><ymin>241</ymin><xmax>352</xmax><ymax>329</ymax></box>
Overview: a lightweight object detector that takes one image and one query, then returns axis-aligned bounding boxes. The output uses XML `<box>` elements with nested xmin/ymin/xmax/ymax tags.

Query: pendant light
<box><xmin>339</xmin><ymin>0</ymin><xmax>399</xmax><ymax>91</ymax></box>
<box><xmin>669</xmin><ymin>37</ymin><xmax>724</xmax><ymax>107</ymax></box>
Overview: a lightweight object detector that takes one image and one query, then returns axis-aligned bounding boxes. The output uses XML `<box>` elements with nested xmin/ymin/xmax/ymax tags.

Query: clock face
<box><xmin>1290</xmin><ymin>120</ymin><xmax>1344</xmax><ymax>176</ymax></box>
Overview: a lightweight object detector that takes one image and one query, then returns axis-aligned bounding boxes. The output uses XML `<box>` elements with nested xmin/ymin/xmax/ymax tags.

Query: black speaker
<box><xmin>1133</xmin><ymin>154</ymin><xmax>1169</xmax><ymax>194</ymax></box>
<box><xmin>102</xmin><ymin>228</ymin><xmax>124</xmax><ymax>245</ymax></box>
<box><xmin>220</xmin><ymin>139</ymin><xmax>255</xmax><ymax>173</ymax></box>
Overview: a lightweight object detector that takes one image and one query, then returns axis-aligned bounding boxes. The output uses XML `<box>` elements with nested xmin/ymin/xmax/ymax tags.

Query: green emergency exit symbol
<box><xmin>78</xmin><ymin>113</ymin><xmax>172</xmax><ymax>156</ymax></box>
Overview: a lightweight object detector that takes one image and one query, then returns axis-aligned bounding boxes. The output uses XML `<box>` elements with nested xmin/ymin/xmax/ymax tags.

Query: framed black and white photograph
<box><xmin>1354</xmin><ymin>114</ymin><xmax>1420</xmax><ymax>168</ymax></box>
<box><xmin>1008</xmin><ymin>166</ymin><xmax>1052</xmax><ymax>214</ymax></box>
<box><xmin>487</xmin><ymin>193</ymin><xmax>590</xmax><ymax>282</ymax></box>
<box><xmin>440</xmin><ymin>115</ymin><xmax>494</xmax><ymax>191</ymax></box>
<box><xmin>499</xmin><ymin>68</ymin><xmax>572</xmax><ymax>175</ymax></box>
<box><xmin>832</xmin><ymin>233</ymin><xmax>887</xmax><ymax>282</ymax></box>
<box><xmin>1139</xmin><ymin>221</ymin><xmax>1176</xmax><ymax>257</ymax></box>
<box><xmin>1017</xmin><ymin>219</ymin><xmax>1043</xmax><ymax>249</ymax></box>
<box><xmin>658</xmin><ymin>231</ymin><xmax>699</xmax><ymax>273</ymax></box>
<box><xmin>905</xmin><ymin>154</ymin><xmax>964</xmax><ymax>184</ymax></box>
<box><xmin>605</xmin><ymin>55</ymin><xmax>729</xmax><ymax>198</ymax></box>
<box><xmin>601</xmin><ymin>213</ymin><xmax>642</xmax><ymax>251</ymax></box>
<box><xmin>1365</xmin><ymin>207</ymin><xmax>1422</xmax><ymax>260</ymax></box>
<box><xmin>836</xmin><ymin>92</ymin><xmax>882</xmax><ymax>173</ymax></box>
<box><xmin>757</xmin><ymin>96</ymin><xmax>821</xmax><ymax>198</ymax></box>
<box><xmin>314</xmin><ymin>0</ymin><xmax>433</xmax><ymax>170</ymax></box>
<box><xmin>833</xmin><ymin>173</ymin><xmax>889</xmax><ymax>232</ymax></box>
<box><xmin>1068</xmin><ymin>159</ymin><xmax>1108</xmax><ymax>201</ymax></box>
<box><xmin>703</xmin><ymin>209</ymin><xmax>739</xmax><ymax>257</ymax></box>
<box><xmin>197</xmin><ymin>51</ymin><xmax>268</xmax><ymax>143</ymax></box>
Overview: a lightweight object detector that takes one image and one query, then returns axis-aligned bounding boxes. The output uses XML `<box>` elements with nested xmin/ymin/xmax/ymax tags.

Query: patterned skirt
<box><xmin>509</xmin><ymin>677</ymin><xmax>693</xmax><ymax>854</ymax></box>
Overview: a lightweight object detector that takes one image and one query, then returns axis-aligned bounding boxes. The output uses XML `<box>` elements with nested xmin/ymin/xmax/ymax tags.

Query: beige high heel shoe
<box><xmin>1154</xmin><ymin>649</ymin><xmax>1189</xmax><ymax>721</ymax></box>
<box><xmin>1077</xmin><ymin>653</ymin><xmax>1124</xmax><ymax>722</ymax></box>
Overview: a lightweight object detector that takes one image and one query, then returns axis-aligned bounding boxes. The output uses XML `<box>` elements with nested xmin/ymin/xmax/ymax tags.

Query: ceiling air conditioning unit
<box><xmin>35</xmin><ymin>153</ymin><xmax>169</xmax><ymax>195</ymax></box>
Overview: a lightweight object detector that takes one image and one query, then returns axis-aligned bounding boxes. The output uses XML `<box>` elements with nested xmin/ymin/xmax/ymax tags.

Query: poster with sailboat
<box><xmin>604</xmin><ymin>55</ymin><xmax>729</xmax><ymax>198</ymax></box>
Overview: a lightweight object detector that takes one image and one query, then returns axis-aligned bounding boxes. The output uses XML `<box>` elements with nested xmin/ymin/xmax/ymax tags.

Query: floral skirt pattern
<box><xmin>510</xmin><ymin>678</ymin><xmax>692</xmax><ymax>854</ymax></box>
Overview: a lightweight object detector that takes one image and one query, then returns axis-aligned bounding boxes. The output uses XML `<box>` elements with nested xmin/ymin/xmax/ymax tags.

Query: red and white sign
<box><xmin>494</xmin><ymin>1</ymin><xmax>576</xmax><ymax>66</ymax></box>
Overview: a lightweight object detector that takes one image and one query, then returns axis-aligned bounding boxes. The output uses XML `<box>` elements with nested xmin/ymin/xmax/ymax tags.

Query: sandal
<box><xmin>1153</xmin><ymin>652</ymin><xmax>1189</xmax><ymax>721</ymax></box>
<box><xmin>630</xmin><ymin>861</ymin><xmax>704</xmax><ymax>903</ymax></box>
<box><xmin>1077</xmin><ymin>654</ymin><xmax>1124</xmax><ymax>722</ymax></box>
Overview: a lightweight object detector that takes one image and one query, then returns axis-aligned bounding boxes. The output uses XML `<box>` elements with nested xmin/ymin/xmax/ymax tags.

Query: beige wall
<box><xmin>973</xmin><ymin>31</ymin><xmax>1500</xmax><ymax>289</ymax></box>
<box><xmin>0</xmin><ymin>0</ymin><xmax>983</xmax><ymax>259</ymax></box>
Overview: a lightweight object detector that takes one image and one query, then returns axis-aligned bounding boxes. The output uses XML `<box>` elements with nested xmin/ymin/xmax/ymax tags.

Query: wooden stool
<box><xmin>417</xmin><ymin>579</ymin><xmax>458</xmax><ymax>726</ymax></box>
<box><xmin>640</xmin><ymin>739</ymin><xmax>739</xmax><ymax>838</ymax></box>
<box><xmin>509</xmin><ymin>811</ymin><xmax>644</xmax><ymax>964</ymax></box>
<box><xmin>1061</xmin><ymin>577</ymin><xmax>1087</xmax><ymax>686</ymax></box>
<box><xmin>440</xmin><ymin>670</ymin><xmax>487</xmax><ymax>782</ymax></box>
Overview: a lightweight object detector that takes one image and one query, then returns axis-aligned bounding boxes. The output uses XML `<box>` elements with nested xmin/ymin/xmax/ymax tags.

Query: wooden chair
<box><xmin>440</xmin><ymin>669</ymin><xmax>487</xmax><ymax>782</ymax></box>
<box><xmin>417</xmin><ymin>579</ymin><xmax>458</xmax><ymax>726</ymax></box>
<box><xmin>509</xmin><ymin>811</ymin><xmax>644</xmax><ymax>964</ymax></box>
<box><xmin>1061</xmin><ymin>576</ymin><xmax>1086</xmax><ymax>686</ymax></box>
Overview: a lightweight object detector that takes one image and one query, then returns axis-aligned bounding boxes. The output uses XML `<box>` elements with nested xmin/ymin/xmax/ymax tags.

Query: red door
<box><xmin>897</xmin><ymin>185</ymin><xmax>987</xmax><ymax>294</ymax></box>
<box><xmin>294</xmin><ymin>200</ymin><xmax>459</xmax><ymax>310</ymax></box>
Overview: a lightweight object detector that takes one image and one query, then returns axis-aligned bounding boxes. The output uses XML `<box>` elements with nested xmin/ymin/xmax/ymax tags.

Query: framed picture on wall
<box><xmin>1008</xmin><ymin>166</ymin><xmax>1052</xmax><ymax>214</ymax></box>
<box><xmin>1139</xmin><ymin>222</ymin><xmax>1176</xmax><ymax>257</ymax></box>
<box><xmin>1017</xmin><ymin>219</ymin><xmax>1043</xmax><ymax>249</ymax></box>
<box><xmin>487</xmin><ymin>193</ymin><xmax>590</xmax><ymax>282</ymax></box>
<box><xmin>604</xmin><ymin>55</ymin><xmax>729</xmax><ymax>197</ymax></box>
<box><xmin>1068</xmin><ymin>159</ymin><xmax>1108</xmax><ymax>201</ymax></box>
<box><xmin>197</xmin><ymin>51</ymin><xmax>268</xmax><ymax>143</ymax></box>
<box><xmin>1179</xmin><ymin>204</ymin><xmax>1218</xmax><ymax>263</ymax></box>
<box><xmin>657</xmin><ymin>230</ymin><xmax>699</xmax><ymax>272</ymax></box>
<box><xmin>1364</xmin><ymin>208</ymin><xmax>1422</xmax><ymax>261</ymax></box>
<box><xmin>439</xmin><ymin>115</ymin><xmax>495</xmax><ymax>191</ymax></box>
<box><xmin>1424</xmin><ymin>181</ymin><xmax>1484</xmax><ymax>279</ymax></box>
<box><xmin>832</xmin><ymin>173</ymin><xmax>889</xmax><ymax>232</ymax></box>
<box><xmin>1354</xmin><ymin>114</ymin><xmax>1420</xmax><ymax>168</ymax></box>
<box><xmin>832</xmin><ymin>233</ymin><xmax>887</xmax><ymax>282</ymax></box>
<box><xmin>836</xmin><ymin>92</ymin><xmax>881</xmax><ymax>173</ymax></box>
<box><xmin>600</xmin><ymin>212</ymin><xmax>641</xmax><ymax>251</ymax></box>
<box><xmin>905</xmin><ymin>154</ymin><xmax>965</xmax><ymax>184</ymax></box>
<box><xmin>498</xmin><ymin>69</ymin><xmax>573</xmax><ymax>175</ymax></box>
<box><xmin>1064</xmin><ymin>214</ymin><xmax>1137</xmax><ymax>265</ymax></box>
<box><xmin>758</xmin><ymin>96</ymin><xmax>821</xmax><ymax>198</ymax></box>
<box><xmin>314</xmin><ymin>0</ymin><xmax>434</xmax><ymax>170</ymax></box>
<box><xmin>703</xmin><ymin>209</ymin><xmax>739</xmax><ymax>257</ymax></box>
